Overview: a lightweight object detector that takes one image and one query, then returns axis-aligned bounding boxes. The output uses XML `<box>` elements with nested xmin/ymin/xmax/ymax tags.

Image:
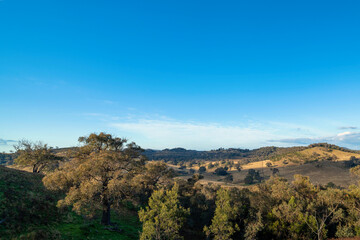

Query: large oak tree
<box><xmin>43</xmin><ymin>132</ymin><xmax>146</xmax><ymax>225</ymax></box>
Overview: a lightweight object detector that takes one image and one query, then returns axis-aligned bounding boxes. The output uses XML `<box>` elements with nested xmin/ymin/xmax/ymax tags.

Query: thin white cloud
<box><xmin>0</xmin><ymin>139</ymin><xmax>16</xmax><ymax>146</ymax></box>
<box><xmin>270</xmin><ymin>131</ymin><xmax>360</xmax><ymax>149</ymax></box>
<box><xmin>111</xmin><ymin>119</ymin><xmax>275</xmax><ymax>150</ymax></box>
<box><xmin>338</xmin><ymin>126</ymin><xmax>358</xmax><ymax>130</ymax></box>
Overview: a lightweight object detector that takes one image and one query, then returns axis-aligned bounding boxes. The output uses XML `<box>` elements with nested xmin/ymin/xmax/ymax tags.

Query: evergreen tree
<box><xmin>204</xmin><ymin>188</ymin><xmax>239</xmax><ymax>240</ymax></box>
<box><xmin>139</xmin><ymin>184</ymin><xmax>189</xmax><ymax>240</ymax></box>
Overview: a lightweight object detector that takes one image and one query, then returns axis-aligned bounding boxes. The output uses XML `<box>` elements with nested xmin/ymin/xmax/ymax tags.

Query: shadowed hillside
<box><xmin>0</xmin><ymin>166</ymin><xmax>140</xmax><ymax>239</ymax></box>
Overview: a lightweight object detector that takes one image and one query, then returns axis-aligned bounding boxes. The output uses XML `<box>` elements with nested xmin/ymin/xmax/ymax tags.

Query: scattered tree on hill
<box><xmin>224</xmin><ymin>174</ymin><xmax>234</xmax><ymax>183</ymax></box>
<box><xmin>204</xmin><ymin>188</ymin><xmax>239</xmax><ymax>239</ymax></box>
<box><xmin>244</xmin><ymin>169</ymin><xmax>262</xmax><ymax>184</ymax></box>
<box><xmin>198</xmin><ymin>166</ymin><xmax>206</xmax><ymax>174</ymax></box>
<box><xmin>14</xmin><ymin>140</ymin><xmax>63</xmax><ymax>173</ymax></box>
<box><xmin>139</xmin><ymin>184</ymin><xmax>189</xmax><ymax>240</ymax></box>
<box><xmin>271</xmin><ymin>168</ymin><xmax>279</xmax><ymax>176</ymax></box>
<box><xmin>235</xmin><ymin>162</ymin><xmax>242</xmax><ymax>172</ymax></box>
<box><xmin>266</xmin><ymin>162</ymin><xmax>272</xmax><ymax>168</ymax></box>
<box><xmin>214</xmin><ymin>167</ymin><xmax>228</xmax><ymax>176</ymax></box>
<box><xmin>244</xmin><ymin>174</ymin><xmax>254</xmax><ymax>185</ymax></box>
<box><xmin>43</xmin><ymin>133</ymin><xmax>146</xmax><ymax>225</ymax></box>
<box><xmin>207</xmin><ymin>163</ymin><xmax>215</xmax><ymax>169</ymax></box>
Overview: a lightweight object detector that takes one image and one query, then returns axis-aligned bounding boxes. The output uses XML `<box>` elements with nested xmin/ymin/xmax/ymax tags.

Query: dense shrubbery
<box><xmin>141</xmin><ymin>173</ymin><xmax>360</xmax><ymax>240</ymax></box>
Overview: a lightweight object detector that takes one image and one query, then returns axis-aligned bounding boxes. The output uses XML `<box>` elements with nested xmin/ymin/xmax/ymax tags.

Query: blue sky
<box><xmin>1</xmin><ymin>0</ymin><xmax>360</xmax><ymax>152</ymax></box>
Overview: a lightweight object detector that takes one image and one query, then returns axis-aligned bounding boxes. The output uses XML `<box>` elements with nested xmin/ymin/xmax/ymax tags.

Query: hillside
<box><xmin>171</xmin><ymin>144</ymin><xmax>360</xmax><ymax>188</ymax></box>
<box><xmin>143</xmin><ymin>145</ymin><xmax>306</xmax><ymax>163</ymax></box>
<box><xmin>270</xmin><ymin>144</ymin><xmax>360</xmax><ymax>165</ymax></box>
<box><xmin>0</xmin><ymin>166</ymin><xmax>140</xmax><ymax>239</ymax></box>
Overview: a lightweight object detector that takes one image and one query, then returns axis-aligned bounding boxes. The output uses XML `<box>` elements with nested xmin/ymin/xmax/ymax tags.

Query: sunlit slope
<box><xmin>270</xmin><ymin>146</ymin><xmax>360</xmax><ymax>164</ymax></box>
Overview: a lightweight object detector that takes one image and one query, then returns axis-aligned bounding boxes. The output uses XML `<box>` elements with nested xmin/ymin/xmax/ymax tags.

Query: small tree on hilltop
<box><xmin>43</xmin><ymin>132</ymin><xmax>146</xmax><ymax>225</ymax></box>
<box><xmin>139</xmin><ymin>184</ymin><xmax>189</xmax><ymax>240</ymax></box>
<box><xmin>14</xmin><ymin>140</ymin><xmax>63</xmax><ymax>173</ymax></box>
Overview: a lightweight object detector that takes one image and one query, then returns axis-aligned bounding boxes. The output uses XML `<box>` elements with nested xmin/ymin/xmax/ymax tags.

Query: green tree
<box><xmin>139</xmin><ymin>184</ymin><xmax>189</xmax><ymax>240</ymax></box>
<box><xmin>132</xmin><ymin>161</ymin><xmax>174</xmax><ymax>205</ymax></box>
<box><xmin>198</xmin><ymin>166</ymin><xmax>206</xmax><ymax>174</ymax></box>
<box><xmin>43</xmin><ymin>133</ymin><xmax>146</xmax><ymax>225</ymax></box>
<box><xmin>204</xmin><ymin>188</ymin><xmax>239</xmax><ymax>240</ymax></box>
<box><xmin>14</xmin><ymin>140</ymin><xmax>63</xmax><ymax>173</ymax></box>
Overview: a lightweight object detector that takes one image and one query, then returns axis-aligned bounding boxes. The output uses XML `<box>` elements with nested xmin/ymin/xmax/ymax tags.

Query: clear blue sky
<box><xmin>1</xmin><ymin>0</ymin><xmax>360</xmax><ymax>151</ymax></box>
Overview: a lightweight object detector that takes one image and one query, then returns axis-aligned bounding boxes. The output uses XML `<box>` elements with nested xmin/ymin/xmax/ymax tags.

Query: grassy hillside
<box><xmin>0</xmin><ymin>166</ymin><xmax>141</xmax><ymax>240</ymax></box>
<box><xmin>270</xmin><ymin>146</ymin><xmax>360</xmax><ymax>164</ymax></box>
<box><xmin>171</xmin><ymin>144</ymin><xmax>360</xmax><ymax>188</ymax></box>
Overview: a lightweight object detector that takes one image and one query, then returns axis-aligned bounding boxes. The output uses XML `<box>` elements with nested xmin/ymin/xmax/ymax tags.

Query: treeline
<box><xmin>0</xmin><ymin>152</ymin><xmax>14</xmax><ymax>165</ymax></box>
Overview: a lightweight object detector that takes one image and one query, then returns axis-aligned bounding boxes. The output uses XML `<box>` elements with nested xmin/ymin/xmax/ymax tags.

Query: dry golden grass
<box><xmin>300</xmin><ymin>147</ymin><xmax>360</xmax><ymax>161</ymax></box>
<box><xmin>170</xmin><ymin>147</ymin><xmax>360</xmax><ymax>188</ymax></box>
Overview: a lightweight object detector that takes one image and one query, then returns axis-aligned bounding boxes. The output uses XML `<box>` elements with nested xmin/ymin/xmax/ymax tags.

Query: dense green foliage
<box><xmin>204</xmin><ymin>188</ymin><xmax>239</xmax><ymax>239</ymax></box>
<box><xmin>139</xmin><ymin>184</ymin><xmax>189</xmax><ymax>240</ymax></box>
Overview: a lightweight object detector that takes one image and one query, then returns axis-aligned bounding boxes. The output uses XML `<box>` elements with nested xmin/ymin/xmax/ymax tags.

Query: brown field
<box><xmin>176</xmin><ymin>160</ymin><xmax>357</xmax><ymax>188</ymax></box>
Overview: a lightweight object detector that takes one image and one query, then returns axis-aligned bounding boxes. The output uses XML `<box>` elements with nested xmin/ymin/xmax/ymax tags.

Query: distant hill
<box><xmin>270</xmin><ymin>143</ymin><xmax>360</xmax><ymax>164</ymax></box>
<box><xmin>0</xmin><ymin>152</ymin><xmax>15</xmax><ymax>165</ymax></box>
<box><xmin>143</xmin><ymin>146</ymin><xmax>306</xmax><ymax>164</ymax></box>
<box><xmin>2</xmin><ymin>143</ymin><xmax>358</xmax><ymax>167</ymax></box>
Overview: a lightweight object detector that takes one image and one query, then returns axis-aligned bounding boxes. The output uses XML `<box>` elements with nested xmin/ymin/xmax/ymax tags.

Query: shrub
<box><xmin>214</xmin><ymin>167</ymin><xmax>228</xmax><ymax>176</ymax></box>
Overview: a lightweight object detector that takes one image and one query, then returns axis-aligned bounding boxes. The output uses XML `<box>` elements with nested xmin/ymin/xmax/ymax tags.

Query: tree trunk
<box><xmin>101</xmin><ymin>199</ymin><xmax>111</xmax><ymax>225</ymax></box>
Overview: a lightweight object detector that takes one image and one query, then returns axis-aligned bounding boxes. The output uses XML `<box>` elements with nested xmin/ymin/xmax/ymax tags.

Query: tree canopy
<box><xmin>43</xmin><ymin>132</ymin><xmax>146</xmax><ymax>225</ymax></box>
<box><xmin>14</xmin><ymin>140</ymin><xmax>63</xmax><ymax>173</ymax></box>
<box><xmin>139</xmin><ymin>184</ymin><xmax>189</xmax><ymax>240</ymax></box>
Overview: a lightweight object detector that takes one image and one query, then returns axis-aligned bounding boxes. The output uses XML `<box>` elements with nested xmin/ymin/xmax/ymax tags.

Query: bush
<box><xmin>198</xmin><ymin>166</ymin><xmax>206</xmax><ymax>174</ymax></box>
<box><xmin>224</xmin><ymin>174</ymin><xmax>233</xmax><ymax>183</ymax></box>
<box><xmin>244</xmin><ymin>175</ymin><xmax>254</xmax><ymax>185</ymax></box>
<box><xmin>214</xmin><ymin>167</ymin><xmax>228</xmax><ymax>176</ymax></box>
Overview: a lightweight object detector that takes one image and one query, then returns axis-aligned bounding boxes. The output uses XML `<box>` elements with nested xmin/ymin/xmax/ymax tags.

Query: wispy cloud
<box><xmin>338</xmin><ymin>126</ymin><xmax>357</xmax><ymax>130</ymax></box>
<box><xmin>0</xmin><ymin>139</ymin><xmax>16</xmax><ymax>146</ymax></box>
<box><xmin>269</xmin><ymin>131</ymin><xmax>360</xmax><ymax>149</ymax></box>
<box><xmin>111</xmin><ymin>119</ymin><xmax>275</xmax><ymax>150</ymax></box>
